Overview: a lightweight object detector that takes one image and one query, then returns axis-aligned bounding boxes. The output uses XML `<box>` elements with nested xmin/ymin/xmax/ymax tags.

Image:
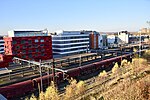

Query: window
<box><xmin>28</xmin><ymin>40</ymin><xmax>32</xmax><ymax>44</ymax></box>
<box><xmin>36</xmin><ymin>49</ymin><xmax>39</xmax><ymax>52</ymax></box>
<box><xmin>40</xmin><ymin>39</ymin><xmax>44</xmax><ymax>42</ymax></box>
<box><xmin>21</xmin><ymin>40</ymin><xmax>25</xmax><ymax>44</ymax></box>
<box><xmin>41</xmin><ymin>49</ymin><xmax>45</xmax><ymax>52</ymax></box>
<box><xmin>40</xmin><ymin>44</ymin><xmax>44</xmax><ymax>47</ymax></box>
<box><xmin>35</xmin><ymin>39</ymin><xmax>39</xmax><ymax>42</ymax></box>
<box><xmin>22</xmin><ymin>55</ymin><xmax>26</xmax><ymax>59</ymax></box>
<box><xmin>16</xmin><ymin>46</ymin><xmax>20</xmax><ymax>49</ymax></box>
<box><xmin>28</xmin><ymin>55</ymin><xmax>32</xmax><ymax>58</ymax></box>
<box><xmin>29</xmin><ymin>50</ymin><xmax>32</xmax><ymax>53</ymax></box>
<box><xmin>23</xmin><ymin>46</ymin><xmax>27</xmax><ymax>49</ymax></box>
<box><xmin>35</xmin><ymin>54</ymin><xmax>38</xmax><ymax>57</ymax></box>
<box><xmin>28</xmin><ymin>45</ymin><xmax>32</xmax><ymax>48</ymax></box>
<box><xmin>22</xmin><ymin>50</ymin><xmax>26</xmax><ymax>54</ymax></box>
<box><xmin>41</xmin><ymin>53</ymin><xmax>45</xmax><ymax>56</ymax></box>
<box><xmin>13</xmin><ymin>51</ymin><xmax>17</xmax><ymax>55</ymax></box>
<box><xmin>34</xmin><ymin>44</ymin><xmax>38</xmax><ymax>48</ymax></box>
<box><xmin>12</xmin><ymin>41</ymin><xmax>17</xmax><ymax>44</ymax></box>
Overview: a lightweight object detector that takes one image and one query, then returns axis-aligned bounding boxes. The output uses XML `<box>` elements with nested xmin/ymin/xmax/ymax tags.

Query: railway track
<box><xmin>0</xmin><ymin>53</ymin><xmax>119</xmax><ymax>86</ymax></box>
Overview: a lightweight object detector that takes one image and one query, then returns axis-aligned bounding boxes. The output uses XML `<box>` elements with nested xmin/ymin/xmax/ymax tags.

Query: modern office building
<box><xmin>4</xmin><ymin>36</ymin><xmax>52</xmax><ymax>61</ymax></box>
<box><xmin>0</xmin><ymin>36</ymin><xmax>4</xmax><ymax>54</ymax></box>
<box><xmin>52</xmin><ymin>30</ymin><xmax>91</xmax><ymax>57</ymax></box>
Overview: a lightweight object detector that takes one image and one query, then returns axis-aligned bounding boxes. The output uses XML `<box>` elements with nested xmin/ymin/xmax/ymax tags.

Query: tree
<box><xmin>44</xmin><ymin>81</ymin><xmax>60</xmax><ymax>100</ymax></box>
<box><xmin>30</xmin><ymin>94</ymin><xmax>37</xmax><ymax>100</ymax></box>
<box><xmin>76</xmin><ymin>81</ymin><xmax>86</xmax><ymax>95</ymax></box>
<box><xmin>64</xmin><ymin>78</ymin><xmax>77</xmax><ymax>100</ymax></box>
<box><xmin>99</xmin><ymin>70</ymin><xmax>107</xmax><ymax>78</ymax></box>
<box><xmin>112</xmin><ymin>62</ymin><xmax>119</xmax><ymax>74</ymax></box>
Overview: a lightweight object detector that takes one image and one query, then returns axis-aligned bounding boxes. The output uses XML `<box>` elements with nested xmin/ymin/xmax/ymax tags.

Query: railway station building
<box><xmin>51</xmin><ymin>30</ymin><xmax>91</xmax><ymax>57</ymax></box>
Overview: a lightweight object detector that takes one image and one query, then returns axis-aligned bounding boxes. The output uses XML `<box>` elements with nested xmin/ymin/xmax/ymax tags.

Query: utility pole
<box><xmin>39</xmin><ymin>59</ymin><xmax>43</xmax><ymax>92</ymax></box>
<box><xmin>139</xmin><ymin>32</ymin><xmax>141</xmax><ymax>58</ymax></box>
<box><xmin>79</xmin><ymin>55</ymin><xmax>82</xmax><ymax>66</ymax></box>
<box><xmin>52</xmin><ymin>58</ymin><xmax>56</xmax><ymax>84</ymax></box>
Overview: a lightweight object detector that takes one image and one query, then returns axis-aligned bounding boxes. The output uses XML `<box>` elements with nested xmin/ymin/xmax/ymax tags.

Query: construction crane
<box><xmin>147</xmin><ymin>21</ymin><xmax>150</xmax><ymax>26</ymax></box>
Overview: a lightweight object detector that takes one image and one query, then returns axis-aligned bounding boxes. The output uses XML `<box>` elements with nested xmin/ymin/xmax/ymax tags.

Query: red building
<box><xmin>4</xmin><ymin>36</ymin><xmax>53</xmax><ymax>61</ymax></box>
<box><xmin>89</xmin><ymin>32</ymin><xmax>99</xmax><ymax>49</ymax></box>
<box><xmin>0</xmin><ymin>54</ymin><xmax>12</xmax><ymax>68</ymax></box>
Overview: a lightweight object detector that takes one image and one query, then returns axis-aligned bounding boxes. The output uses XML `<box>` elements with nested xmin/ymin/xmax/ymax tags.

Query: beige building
<box><xmin>140</xmin><ymin>28</ymin><xmax>150</xmax><ymax>33</ymax></box>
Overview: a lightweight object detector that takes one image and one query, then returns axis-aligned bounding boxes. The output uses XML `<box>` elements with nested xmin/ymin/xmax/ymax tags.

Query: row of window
<box><xmin>52</xmin><ymin>36</ymin><xmax>89</xmax><ymax>40</ymax></box>
<box><xmin>53</xmin><ymin>43</ymin><xmax>89</xmax><ymax>48</ymax></box>
<box><xmin>15</xmin><ymin>44</ymin><xmax>45</xmax><ymax>49</ymax></box>
<box><xmin>13</xmin><ymin>39</ymin><xmax>45</xmax><ymax>44</ymax></box>
<box><xmin>13</xmin><ymin>49</ymin><xmax>45</xmax><ymax>54</ymax></box>
<box><xmin>15</xmin><ymin>33</ymin><xmax>47</xmax><ymax>37</ymax></box>
<box><xmin>53</xmin><ymin>47</ymin><xmax>87</xmax><ymax>52</ymax></box>
<box><xmin>22</xmin><ymin>53</ymin><xmax>46</xmax><ymax>59</ymax></box>
<box><xmin>52</xmin><ymin>40</ymin><xmax>89</xmax><ymax>44</ymax></box>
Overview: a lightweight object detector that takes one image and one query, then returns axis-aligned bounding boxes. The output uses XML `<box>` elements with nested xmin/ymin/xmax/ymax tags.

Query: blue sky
<box><xmin>0</xmin><ymin>0</ymin><xmax>150</xmax><ymax>35</ymax></box>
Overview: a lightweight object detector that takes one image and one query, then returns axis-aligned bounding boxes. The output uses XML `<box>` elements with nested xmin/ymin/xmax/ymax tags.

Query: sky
<box><xmin>0</xmin><ymin>0</ymin><xmax>150</xmax><ymax>35</ymax></box>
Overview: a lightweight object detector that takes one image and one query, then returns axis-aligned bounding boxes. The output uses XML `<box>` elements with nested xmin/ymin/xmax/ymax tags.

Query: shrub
<box><xmin>121</xmin><ymin>59</ymin><xmax>128</xmax><ymax>67</ymax></box>
<box><xmin>132</xmin><ymin>58</ymin><xmax>147</xmax><ymax>67</ymax></box>
<box><xmin>99</xmin><ymin>70</ymin><xmax>107</xmax><ymax>78</ymax></box>
<box><xmin>39</xmin><ymin>91</ymin><xmax>45</xmax><ymax>100</ymax></box>
<box><xmin>30</xmin><ymin>94</ymin><xmax>37</xmax><ymax>100</ymax></box>
<box><xmin>64</xmin><ymin>78</ymin><xmax>77</xmax><ymax>100</ymax></box>
<box><xmin>44</xmin><ymin>81</ymin><xmax>59</xmax><ymax>100</ymax></box>
<box><xmin>76</xmin><ymin>81</ymin><xmax>86</xmax><ymax>94</ymax></box>
<box><xmin>143</xmin><ymin>50</ymin><xmax>150</xmax><ymax>61</ymax></box>
<box><xmin>112</xmin><ymin>62</ymin><xmax>119</xmax><ymax>74</ymax></box>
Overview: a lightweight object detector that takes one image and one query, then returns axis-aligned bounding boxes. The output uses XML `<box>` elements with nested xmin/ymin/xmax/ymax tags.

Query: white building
<box><xmin>107</xmin><ymin>35</ymin><xmax>116</xmax><ymax>44</ymax></box>
<box><xmin>118</xmin><ymin>31</ymin><xmax>129</xmax><ymax>44</ymax></box>
<box><xmin>0</xmin><ymin>36</ymin><xmax>4</xmax><ymax>54</ymax></box>
<box><xmin>8</xmin><ymin>29</ymin><xmax>48</xmax><ymax>37</ymax></box>
<box><xmin>98</xmin><ymin>34</ymin><xmax>107</xmax><ymax>49</ymax></box>
<box><xmin>107</xmin><ymin>34</ymin><xmax>118</xmax><ymax>48</ymax></box>
<box><xmin>52</xmin><ymin>30</ymin><xmax>90</xmax><ymax>57</ymax></box>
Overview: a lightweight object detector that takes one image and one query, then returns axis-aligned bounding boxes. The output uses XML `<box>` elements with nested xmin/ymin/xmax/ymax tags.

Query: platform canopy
<box><xmin>0</xmin><ymin>67</ymin><xmax>12</xmax><ymax>75</ymax></box>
